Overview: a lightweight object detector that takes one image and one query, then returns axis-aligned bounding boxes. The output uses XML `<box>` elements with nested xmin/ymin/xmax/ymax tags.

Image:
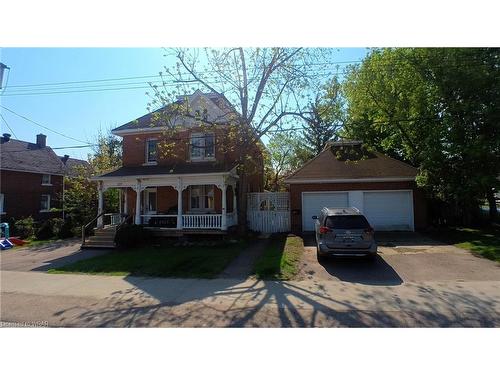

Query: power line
<box><xmin>0</xmin><ymin>113</ymin><xmax>18</xmax><ymax>139</ymax></box>
<box><xmin>0</xmin><ymin>105</ymin><xmax>92</xmax><ymax>145</ymax></box>
<box><xmin>2</xmin><ymin>54</ymin><xmax>493</xmax><ymax>95</ymax></box>
<box><xmin>52</xmin><ymin>144</ymin><xmax>95</xmax><ymax>149</ymax></box>
<box><xmin>6</xmin><ymin>73</ymin><xmax>161</xmax><ymax>89</ymax></box>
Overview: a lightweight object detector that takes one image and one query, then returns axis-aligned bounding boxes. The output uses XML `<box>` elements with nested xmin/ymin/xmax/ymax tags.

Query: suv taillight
<box><xmin>319</xmin><ymin>226</ymin><xmax>331</xmax><ymax>234</ymax></box>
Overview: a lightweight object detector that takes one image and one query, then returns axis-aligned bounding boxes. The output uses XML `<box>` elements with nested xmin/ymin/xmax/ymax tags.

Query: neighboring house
<box><xmin>91</xmin><ymin>90</ymin><xmax>264</xmax><ymax>232</ymax></box>
<box><xmin>0</xmin><ymin>133</ymin><xmax>88</xmax><ymax>222</ymax></box>
<box><xmin>60</xmin><ymin>155</ymin><xmax>91</xmax><ymax>177</ymax></box>
<box><xmin>285</xmin><ymin>140</ymin><xmax>427</xmax><ymax>232</ymax></box>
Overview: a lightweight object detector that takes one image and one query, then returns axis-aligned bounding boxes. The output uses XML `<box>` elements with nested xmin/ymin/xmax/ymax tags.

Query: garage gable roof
<box><xmin>285</xmin><ymin>144</ymin><xmax>417</xmax><ymax>183</ymax></box>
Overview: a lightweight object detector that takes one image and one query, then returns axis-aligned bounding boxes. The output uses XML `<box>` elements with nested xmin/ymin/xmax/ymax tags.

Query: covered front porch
<box><xmin>93</xmin><ymin>171</ymin><xmax>238</xmax><ymax>232</ymax></box>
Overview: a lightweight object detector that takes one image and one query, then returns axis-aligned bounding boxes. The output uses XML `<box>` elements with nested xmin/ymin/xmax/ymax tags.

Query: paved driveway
<box><xmin>0</xmin><ymin>240</ymin><xmax>109</xmax><ymax>272</ymax></box>
<box><xmin>297</xmin><ymin>232</ymin><xmax>500</xmax><ymax>284</ymax></box>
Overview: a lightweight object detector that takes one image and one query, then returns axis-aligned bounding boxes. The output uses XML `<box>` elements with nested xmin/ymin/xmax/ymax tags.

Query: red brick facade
<box><xmin>0</xmin><ymin>169</ymin><xmax>64</xmax><ymax>222</ymax></box>
<box><xmin>119</xmin><ymin>126</ymin><xmax>263</xmax><ymax>215</ymax></box>
<box><xmin>289</xmin><ymin>181</ymin><xmax>427</xmax><ymax>232</ymax></box>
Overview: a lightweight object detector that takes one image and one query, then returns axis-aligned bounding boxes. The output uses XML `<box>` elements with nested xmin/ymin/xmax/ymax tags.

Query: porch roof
<box><xmin>95</xmin><ymin>162</ymin><xmax>238</xmax><ymax>179</ymax></box>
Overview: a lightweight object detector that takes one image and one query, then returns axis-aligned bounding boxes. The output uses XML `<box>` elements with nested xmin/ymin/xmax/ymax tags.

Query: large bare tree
<box><xmin>147</xmin><ymin>48</ymin><xmax>327</xmax><ymax>231</ymax></box>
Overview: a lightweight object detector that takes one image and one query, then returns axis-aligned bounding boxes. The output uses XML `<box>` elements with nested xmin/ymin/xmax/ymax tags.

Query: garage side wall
<box><xmin>289</xmin><ymin>181</ymin><xmax>427</xmax><ymax>232</ymax></box>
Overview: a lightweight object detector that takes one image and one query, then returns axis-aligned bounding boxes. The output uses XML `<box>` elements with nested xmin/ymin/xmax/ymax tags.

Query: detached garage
<box><xmin>286</xmin><ymin>141</ymin><xmax>427</xmax><ymax>232</ymax></box>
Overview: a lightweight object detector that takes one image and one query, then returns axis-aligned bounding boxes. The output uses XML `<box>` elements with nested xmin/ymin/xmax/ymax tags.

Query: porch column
<box><xmin>221</xmin><ymin>183</ymin><xmax>227</xmax><ymax>230</ymax></box>
<box><xmin>134</xmin><ymin>181</ymin><xmax>142</xmax><ymax>225</ymax></box>
<box><xmin>176</xmin><ymin>178</ymin><xmax>183</xmax><ymax>229</ymax></box>
<box><xmin>123</xmin><ymin>188</ymin><xmax>128</xmax><ymax>215</ymax></box>
<box><xmin>118</xmin><ymin>189</ymin><xmax>122</xmax><ymax>214</ymax></box>
<box><xmin>97</xmin><ymin>182</ymin><xmax>104</xmax><ymax>228</ymax></box>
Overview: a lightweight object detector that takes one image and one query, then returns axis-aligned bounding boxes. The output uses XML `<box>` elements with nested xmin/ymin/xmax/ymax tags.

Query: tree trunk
<box><xmin>487</xmin><ymin>189</ymin><xmax>498</xmax><ymax>222</ymax></box>
<box><xmin>237</xmin><ymin>173</ymin><xmax>249</xmax><ymax>235</ymax></box>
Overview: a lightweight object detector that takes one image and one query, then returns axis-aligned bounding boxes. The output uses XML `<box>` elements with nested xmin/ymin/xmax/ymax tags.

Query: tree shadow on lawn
<box><xmin>51</xmin><ymin>274</ymin><xmax>500</xmax><ymax>328</ymax></box>
<box><xmin>45</xmin><ymin>233</ymin><xmax>497</xmax><ymax>327</ymax></box>
<box><xmin>30</xmin><ymin>249</ymin><xmax>111</xmax><ymax>272</ymax></box>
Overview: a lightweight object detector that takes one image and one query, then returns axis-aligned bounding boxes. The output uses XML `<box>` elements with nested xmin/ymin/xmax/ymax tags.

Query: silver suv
<box><xmin>313</xmin><ymin>207</ymin><xmax>377</xmax><ymax>260</ymax></box>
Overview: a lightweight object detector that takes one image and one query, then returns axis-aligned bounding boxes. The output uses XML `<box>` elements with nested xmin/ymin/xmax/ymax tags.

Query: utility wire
<box><xmin>0</xmin><ymin>113</ymin><xmax>18</xmax><ymax>139</ymax></box>
<box><xmin>1</xmin><ymin>54</ymin><xmax>494</xmax><ymax>96</ymax></box>
<box><xmin>0</xmin><ymin>105</ymin><xmax>92</xmax><ymax>145</ymax></box>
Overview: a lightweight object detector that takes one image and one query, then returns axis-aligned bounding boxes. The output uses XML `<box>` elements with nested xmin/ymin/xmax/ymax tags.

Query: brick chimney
<box><xmin>62</xmin><ymin>154</ymin><xmax>70</xmax><ymax>164</ymax></box>
<box><xmin>1</xmin><ymin>133</ymin><xmax>11</xmax><ymax>143</ymax></box>
<box><xmin>36</xmin><ymin>133</ymin><xmax>47</xmax><ymax>148</ymax></box>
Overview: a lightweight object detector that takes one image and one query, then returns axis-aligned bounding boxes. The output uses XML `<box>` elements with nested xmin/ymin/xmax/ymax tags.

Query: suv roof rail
<box><xmin>322</xmin><ymin>207</ymin><xmax>362</xmax><ymax>215</ymax></box>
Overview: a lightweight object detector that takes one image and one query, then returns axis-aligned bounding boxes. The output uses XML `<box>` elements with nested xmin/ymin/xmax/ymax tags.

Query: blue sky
<box><xmin>0</xmin><ymin>48</ymin><xmax>368</xmax><ymax>160</ymax></box>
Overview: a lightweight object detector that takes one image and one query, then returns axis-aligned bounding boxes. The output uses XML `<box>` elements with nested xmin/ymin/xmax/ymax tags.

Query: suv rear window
<box><xmin>325</xmin><ymin>215</ymin><xmax>370</xmax><ymax>229</ymax></box>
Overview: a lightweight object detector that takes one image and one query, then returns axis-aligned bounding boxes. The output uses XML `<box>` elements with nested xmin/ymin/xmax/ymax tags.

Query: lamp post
<box><xmin>0</xmin><ymin>62</ymin><xmax>10</xmax><ymax>90</ymax></box>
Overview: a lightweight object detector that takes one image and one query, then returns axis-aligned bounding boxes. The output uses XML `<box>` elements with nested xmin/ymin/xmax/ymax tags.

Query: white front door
<box><xmin>144</xmin><ymin>188</ymin><xmax>157</xmax><ymax>214</ymax></box>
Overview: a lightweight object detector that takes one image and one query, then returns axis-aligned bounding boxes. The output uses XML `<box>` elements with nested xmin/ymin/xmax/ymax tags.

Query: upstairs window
<box><xmin>0</xmin><ymin>193</ymin><xmax>4</xmax><ymax>214</ymax></box>
<box><xmin>42</xmin><ymin>174</ymin><xmax>51</xmax><ymax>185</ymax></box>
<box><xmin>194</xmin><ymin>109</ymin><xmax>208</xmax><ymax>121</ymax></box>
<box><xmin>146</xmin><ymin>139</ymin><xmax>158</xmax><ymax>163</ymax></box>
<box><xmin>190</xmin><ymin>133</ymin><xmax>215</xmax><ymax>161</ymax></box>
<box><xmin>40</xmin><ymin>194</ymin><xmax>51</xmax><ymax>212</ymax></box>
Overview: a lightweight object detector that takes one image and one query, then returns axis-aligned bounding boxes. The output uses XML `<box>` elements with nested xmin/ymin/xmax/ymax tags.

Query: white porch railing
<box><xmin>103</xmin><ymin>213</ymin><xmax>122</xmax><ymax>227</ymax></box>
<box><xmin>141</xmin><ymin>214</ymin><xmax>178</xmax><ymax>227</ymax></box>
<box><xmin>182</xmin><ymin>214</ymin><xmax>222</xmax><ymax>229</ymax></box>
<box><xmin>139</xmin><ymin>213</ymin><xmax>237</xmax><ymax>230</ymax></box>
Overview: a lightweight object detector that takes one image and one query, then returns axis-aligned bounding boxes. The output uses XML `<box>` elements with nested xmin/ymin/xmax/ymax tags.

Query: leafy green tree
<box><xmin>343</xmin><ymin>48</ymin><xmax>500</xmax><ymax>224</ymax></box>
<box><xmin>302</xmin><ymin>77</ymin><xmax>345</xmax><ymax>156</ymax></box>
<box><xmin>264</xmin><ymin>133</ymin><xmax>310</xmax><ymax>191</ymax></box>
<box><xmin>64</xmin><ymin>129</ymin><xmax>122</xmax><ymax>230</ymax></box>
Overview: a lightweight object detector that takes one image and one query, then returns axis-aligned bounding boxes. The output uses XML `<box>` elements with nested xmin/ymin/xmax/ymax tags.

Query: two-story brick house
<box><xmin>1</xmin><ymin>133</ymin><xmax>64</xmax><ymax>222</ymax></box>
<box><xmin>92</xmin><ymin>90</ymin><xmax>264</xmax><ymax>232</ymax></box>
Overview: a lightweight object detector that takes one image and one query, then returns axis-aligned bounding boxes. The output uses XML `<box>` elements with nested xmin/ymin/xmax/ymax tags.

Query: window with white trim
<box><xmin>145</xmin><ymin>139</ymin><xmax>158</xmax><ymax>163</ymax></box>
<box><xmin>189</xmin><ymin>185</ymin><xmax>214</xmax><ymax>211</ymax></box>
<box><xmin>0</xmin><ymin>193</ymin><xmax>5</xmax><ymax>214</ymax></box>
<box><xmin>42</xmin><ymin>174</ymin><xmax>51</xmax><ymax>185</ymax></box>
<box><xmin>40</xmin><ymin>194</ymin><xmax>51</xmax><ymax>212</ymax></box>
<box><xmin>190</xmin><ymin>133</ymin><xmax>215</xmax><ymax>161</ymax></box>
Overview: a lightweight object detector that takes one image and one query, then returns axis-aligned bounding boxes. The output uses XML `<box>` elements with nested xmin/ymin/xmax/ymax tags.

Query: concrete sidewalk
<box><xmin>2</xmin><ymin>270</ymin><xmax>499</xmax><ymax>327</ymax></box>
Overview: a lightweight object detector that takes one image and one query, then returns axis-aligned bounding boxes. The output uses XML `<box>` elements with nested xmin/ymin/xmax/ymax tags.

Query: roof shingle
<box><xmin>112</xmin><ymin>90</ymin><xmax>239</xmax><ymax>133</ymax></box>
<box><xmin>1</xmin><ymin>138</ymin><xmax>66</xmax><ymax>175</ymax></box>
<box><xmin>96</xmin><ymin>162</ymin><xmax>237</xmax><ymax>178</ymax></box>
<box><xmin>286</xmin><ymin>144</ymin><xmax>417</xmax><ymax>182</ymax></box>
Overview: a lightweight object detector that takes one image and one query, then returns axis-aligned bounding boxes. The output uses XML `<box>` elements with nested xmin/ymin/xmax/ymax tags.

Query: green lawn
<box><xmin>48</xmin><ymin>241</ymin><xmax>244</xmax><ymax>278</ymax></box>
<box><xmin>427</xmin><ymin>226</ymin><xmax>500</xmax><ymax>262</ymax></box>
<box><xmin>253</xmin><ymin>234</ymin><xmax>304</xmax><ymax>280</ymax></box>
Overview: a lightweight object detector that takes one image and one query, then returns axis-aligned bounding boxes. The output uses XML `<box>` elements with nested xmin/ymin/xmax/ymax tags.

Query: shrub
<box><xmin>58</xmin><ymin>218</ymin><xmax>75</xmax><ymax>239</ymax></box>
<box><xmin>14</xmin><ymin>217</ymin><xmax>35</xmax><ymax>239</ymax></box>
<box><xmin>36</xmin><ymin>220</ymin><xmax>55</xmax><ymax>240</ymax></box>
<box><xmin>51</xmin><ymin>218</ymin><xmax>65</xmax><ymax>236</ymax></box>
<box><xmin>114</xmin><ymin>224</ymin><xmax>148</xmax><ymax>248</ymax></box>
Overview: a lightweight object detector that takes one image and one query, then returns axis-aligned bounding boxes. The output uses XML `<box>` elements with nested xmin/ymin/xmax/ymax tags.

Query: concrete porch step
<box><xmin>81</xmin><ymin>243</ymin><xmax>116</xmax><ymax>249</ymax></box>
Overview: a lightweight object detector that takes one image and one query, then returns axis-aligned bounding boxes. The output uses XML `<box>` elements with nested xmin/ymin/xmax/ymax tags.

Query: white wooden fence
<box><xmin>247</xmin><ymin>192</ymin><xmax>290</xmax><ymax>233</ymax></box>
